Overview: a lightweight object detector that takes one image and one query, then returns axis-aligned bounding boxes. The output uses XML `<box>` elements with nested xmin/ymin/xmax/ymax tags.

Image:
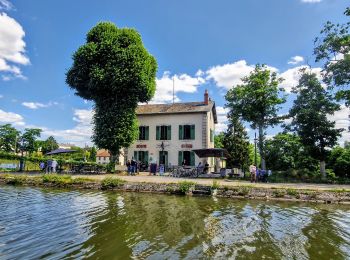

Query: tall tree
<box><xmin>314</xmin><ymin>7</ymin><xmax>350</xmax><ymax>106</ymax></box>
<box><xmin>89</xmin><ymin>146</ymin><xmax>97</xmax><ymax>162</ymax></box>
<box><xmin>0</xmin><ymin>124</ymin><xmax>20</xmax><ymax>153</ymax></box>
<box><xmin>223</xmin><ymin>117</ymin><xmax>250</xmax><ymax>169</ymax></box>
<box><xmin>21</xmin><ymin>128</ymin><xmax>42</xmax><ymax>155</ymax></box>
<box><xmin>66</xmin><ymin>22</ymin><xmax>157</xmax><ymax>161</ymax></box>
<box><xmin>289</xmin><ymin>70</ymin><xmax>343</xmax><ymax>178</ymax></box>
<box><xmin>42</xmin><ymin>136</ymin><xmax>59</xmax><ymax>154</ymax></box>
<box><xmin>225</xmin><ymin>64</ymin><xmax>286</xmax><ymax>170</ymax></box>
<box><xmin>214</xmin><ymin>132</ymin><xmax>224</xmax><ymax>148</ymax></box>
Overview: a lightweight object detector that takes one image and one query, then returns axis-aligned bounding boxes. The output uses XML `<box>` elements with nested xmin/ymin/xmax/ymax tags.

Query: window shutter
<box><xmin>179</xmin><ymin>125</ymin><xmax>183</xmax><ymax>140</ymax></box>
<box><xmin>190</xmin><ymin>125</ymin><xmax>195</xmax><ymax>139</ymax></box>
<box><xmin>178</xmin><ymin>151</ymin><xmax>183</xmax><ymax>166</ymax></box>
<box><xmin>156</xmin><ymin>126</ymin><xmax>160</xmax><ymax>140</ymax></box>
<box><xmin>134</xmin><ymin>151</ymin><xmax>138</xmax><ymax>161</ymax></box>
<box><xmin>145</xmin><ymin>151</ymin><xmax>149</xmax><ymax>163</ymax></box>
<box><xmin>190</xmin><ymin>152</ymin><xmax>195</xmax><ymax>166</ymax></box>
<box><xmin>167</xmin><ymin>125</ymin><xmax>171</xmax><ymax>140</ymax></box>
<box><xmin>145</xmin><ymin>126</ymin><xmax>149</xmax><ymax>140</ymax></box>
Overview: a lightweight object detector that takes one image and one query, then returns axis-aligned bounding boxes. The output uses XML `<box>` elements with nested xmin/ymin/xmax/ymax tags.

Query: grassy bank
<box><xmin>0</xmin><ymin>174</ymin><xmax>350</xmax><ymax>204</ymax></box>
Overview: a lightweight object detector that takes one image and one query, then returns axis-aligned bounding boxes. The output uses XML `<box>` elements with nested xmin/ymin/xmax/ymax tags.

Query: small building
<box><xmin>126</xmin><ymin>90</ymin><xmax>217</xmax><ymax>169</ymax></box>
<box><xmin>96</xmin><ymin>149</ymin><xmax>110</xmax><ymax>164</ymax></box>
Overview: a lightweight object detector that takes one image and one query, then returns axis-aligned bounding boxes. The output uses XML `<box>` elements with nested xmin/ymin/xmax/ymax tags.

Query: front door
<box><xmin>159</xmin><ymin>151</ymin><xmax>168</xmax><ymax>166</ymax></box>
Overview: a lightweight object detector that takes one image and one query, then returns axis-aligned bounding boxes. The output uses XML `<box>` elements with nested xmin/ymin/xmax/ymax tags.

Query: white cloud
<box><xmin>41</xmin><ymin>109</ymin><xmax>94</xmax><ymax>146</ymax></box>
<box><xmin>301</xmin><ymin>0</ymin><xmax>321</xmax><ymax>3</ymax></box>
<box><xmin>279</xmin><ymin>66</ymin><xmax>322</xmax><ymax>93</ymax></box>
<box><xmin>0</xmin><ymin>109</ymin><xmax>25</xmax><ymax>126</ymax></box>
<box><xmin>151</xmin><ymin>71</ymin><xmax>205</xmax><ymax>103</ymax></box>
<box><xmin>21</xmin><ymin>101</ymin><xmax>58</xmax><ymax>109</ymax></box>
<box><xmin>206</xmin><ymin>60</ymin><xmax>278</xmax><ymax>90</ymax></box>
<box><xmin>0</xmin><ymin>0</ymin><xmax>13</xmax><ymax>10</ymax></box>
<box><xmin>0</xmin><ymin>12</ymin><xmax>29</xmax><ymax>80</ymax></box>
<box><xmin>288</xmin><ymin>55</ymin><xmax>304</xmax><ymax>65</ymax></box>
<box><xmin>328</xmin><ymin>105</ymin><xmax>350</xmax><ymax>146</ymax></box>
<box><xmin>215</xmin><ymin>106</ymin><xmax>229</xmax><ymax>133</ymax></box>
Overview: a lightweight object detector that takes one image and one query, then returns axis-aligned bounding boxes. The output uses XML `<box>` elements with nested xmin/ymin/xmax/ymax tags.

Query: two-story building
<box><xmin>126</xmin><ymin>90</ymin><xmax>217</xmax><ymax>168</ymax></box>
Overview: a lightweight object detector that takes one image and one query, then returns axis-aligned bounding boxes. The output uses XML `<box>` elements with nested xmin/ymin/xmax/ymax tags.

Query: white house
<box><xmin>126</xmin><ymin>90</ymin><xmax>217</xmax><ymax>169</ymax></box>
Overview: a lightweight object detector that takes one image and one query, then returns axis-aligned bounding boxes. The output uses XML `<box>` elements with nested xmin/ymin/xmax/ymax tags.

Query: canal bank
<box><xmin>1</xmin><ymin>173</ymin><xmax>350</xmax><ymax>204</ymax></box>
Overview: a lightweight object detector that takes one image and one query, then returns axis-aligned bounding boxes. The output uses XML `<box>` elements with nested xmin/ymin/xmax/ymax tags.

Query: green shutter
<box><xmin>145</xmin><ymin>126</ymin><xmax>149</xmax><ymax>140</ymax></box>
<box><xmin>156</xmin><ymin>126</ymin><xmax>160</xmax><ymax>140</ymax></box>
<box><xmin>190</xmin><ymin>125</ymin><xmax>195</xmax><ymax>139</ymax></box>
<box><xmin>178</xmin><ymin>151</ymin><xmax>183</xmax><ymax>166</ymax></box>
<box><xmin>167</xmin><ymin>125</ymin><xmax>171</xmax><ymax>140</ymax></box>
<box><xmin>179</xmin><ymin>125</ymin><xmax>183</xmax><ymax>140</ymax></box>
<box><xmin>190</xmin><ymin>152</ymin><xmax>195</xmax><ymax>166</ymax></box>
<box><xmin>134</xmin><ymin>151</ymin><xmax>138</xmax><ymax>161</ymax></box>
<box><xmin>145</xmin><ymin>151</ymin><xmax>149</xmax><ymax>163</ymax></box>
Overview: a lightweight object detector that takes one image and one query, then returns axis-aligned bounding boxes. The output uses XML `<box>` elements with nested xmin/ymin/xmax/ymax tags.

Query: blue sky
<box><xmin>0</xmin><ymin>0</ymin><xmax>349</xmax><ymax>146</ymax></box>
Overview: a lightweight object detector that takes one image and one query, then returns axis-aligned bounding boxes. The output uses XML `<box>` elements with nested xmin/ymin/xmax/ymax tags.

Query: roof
<box><xmin>136</xmin><ymin>101</ymin><xmax>218</xmax><ymax>123</ymax></box>
<box><xmin>96</xmin><ymin>149</ymin><xmax>110</xmax><ymax>157</ymax></box>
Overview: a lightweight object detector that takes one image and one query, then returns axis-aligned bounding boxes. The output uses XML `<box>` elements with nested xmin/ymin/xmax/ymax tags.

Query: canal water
<box><xmin>0</xmin><ymin>186</ymin><xmax>349</xmax><ymax>259</ymax></box>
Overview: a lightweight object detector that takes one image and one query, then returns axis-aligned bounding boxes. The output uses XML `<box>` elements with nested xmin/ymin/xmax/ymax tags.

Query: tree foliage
<box><xmin>21</xmin><ymin>128</ymin><xmax>42</xmax><ymax>155</ymax></box>
<box><xmin>314</xmin><ymin>7</ymin><xmax>350</xmax><ymax>106</ymax></box>
<box><xmin>328</xmin><ymin>146</ymin><xmax>350</xmax><ymax>178</ymax></box>
<box><xmin>225</xmin><ymin>64</ymin><xmax>286</xmax><ymax>169</ymax></box>
<box><xmin>41</xmin><ymin>136</ymin><xmax>59</xmax><ymax>154</ymax></box>
<box><xmin>214</xmin><ymin>132</ymin><xmax>224</xmax><ymax>148</ymax></box>
<box><xmin>289</xmin><ymin>70</ymin><xmax>343</xmax><ymax>177</ymax></box>
<box><xmin>66</xmin><ymin>22</ymin><xmax>157</xmax><ymax>157</ymax></box>
<box><xmin>0</xmin><ymin>124</ymin><xmax>20</xmax><ymax>153</ymax></box>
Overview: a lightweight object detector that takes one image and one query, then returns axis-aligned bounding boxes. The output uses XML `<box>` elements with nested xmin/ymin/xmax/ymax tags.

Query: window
<box><xmin>134</xmin><ymin>151</ymin><xmax>149</xmax><ymax>163</ymax></box>
<box><xmin>138</xmin><ymin>126</ymin><xmax>149</xmax><ymax>140</ymax></box>
<box><xmin>178</xmin><ymin>151</ymin><xmax>195</xmax><ymax>166</ymax></box>
<box><xmin>210</xmin><ymin>129</ymin><xmax>214</xmax><ymax>142</ymax></box>
<box><xmin>179</xmin><ymin>125</ymin><xmax>195</xmax><ymax>140</ymax></box>
<box><xmin>156</xmin><ymin>125</ymin><xmax>171</xmax><ymax>140</ymax></box>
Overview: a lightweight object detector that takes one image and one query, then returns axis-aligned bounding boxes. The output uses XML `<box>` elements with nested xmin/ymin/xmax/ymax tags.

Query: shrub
<box><xmin>178</xmin><ymin>181</ymin><xmax>195</xmax><ymax>194</ymax></box>
<box><xmin>211</xmin><ymin>180</ymin><xmax>220</xmax><ymax>190</ymax></box>
<box><xmin>42</xmin><ymin>174</ymin><xmax>73</xmax><ymax>186</ymax></box>
<box><xmin>101</xmin><ymin>177</ymin><xmax>125</xmax><ymax>189</ymax></box>
<box><xmin>272</xmin><ymin>189</ymin><xmax>287</xmax><ymax>198</ymax></box>
<box><xmin>286</xmin><ymin>188</ymin><xmax>298</xmax><ymax>196</ymax></box>
<box><xmin>237</xmin><ymin>186</ymin><xmax>250</xmax><ymax>196</ymax></box>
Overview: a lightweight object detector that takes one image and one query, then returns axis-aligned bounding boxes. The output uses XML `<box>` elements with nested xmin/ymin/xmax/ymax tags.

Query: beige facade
<box><xmin>127</xmin><ymin>91</ymin><xmax>217</xmax><ymax>169</ymax></box>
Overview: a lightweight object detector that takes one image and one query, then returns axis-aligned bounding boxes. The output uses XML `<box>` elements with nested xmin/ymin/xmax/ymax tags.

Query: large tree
<box><xmin>223</xmin><ymin>116</ymin><xmax>250</xmax><ymax>169</ymax></box>
<box><xmin>225</xmin><ymin>64</ymin><xmax>286</xmax><ymax>170</ymax></box>
<box><xmin>21</xmin><ymin>128</ymin><xmax>42</xmax><ymax>155</ymax></box>
<box><xmin>289</xmin><ymin>70</ymin><xmax>343</xmax><ymax>178</ymax></box>
<box><xmin>0</xmin><ymin>124</ymin><xmax>20</xmax><ymax>153</ymax></box>
<box><xmin>314</xmin><ymin>7</ymin><xmax>350</xmax><ymax>106</ymax></box>
<box><xmin>41</xmin><ymin>136</ymin><xmax>59</xmax><ymax>154</ymax></box>
<box><xmin>66</xmin><ymin>22</ymin><xmax>157</xmax><ymax>160</ymax></box>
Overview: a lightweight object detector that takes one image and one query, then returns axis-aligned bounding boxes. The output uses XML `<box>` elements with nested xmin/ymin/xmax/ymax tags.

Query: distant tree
<box><xmin>289</xmin><ymin>70</ymin><xmax>343</xmax><ymax>178</ymax></box>
<box><xmin>66</xmin><ymin>22</ymin><xmax>157</xmax><ymax>162</ymax></box>
<box><xmin>314</xmin><ymin>7</ymin><xmax>350</xmax><ymax>106</ymax></box>
<box><xmin>214</xmin><ymin>132</ymin><xmax>224</xmax><ymax>148</ymax></box>
<box><xmin>328</xmin><ymin>146</ymin><xmax>350</xmax><ymax>178</ymax></box>
<box><xmin>89</xmin><ymin>146</ymin><xmax>97</xmax><ymax>162</ymax></box>
<box><xmin>21</xmin><ymin>128</ymin><xmax>42</xmax><ymax>155</ymax></box>
<box><xmin>0</xmin><ymin>124</ymin><xmax>20</xmax><ymax>153</ymax></box>
<box><xmin>225</xmin><ymin>64</ymin><xmax>286</xmax><ymax>170</ymax></box>
<box><xmin>265</xmin><ymin>133</ymin><xmax>318</xmax><ymax>171</ymax></box>
<box><xmin>224</xmin><ymin>117</ymin><xmax>250</xmax><ymax>169</ymax></box>
<box><xmin>41</xmin><ymin>136</ymin><xmax>59</xmax><ymax>154</ymax></box>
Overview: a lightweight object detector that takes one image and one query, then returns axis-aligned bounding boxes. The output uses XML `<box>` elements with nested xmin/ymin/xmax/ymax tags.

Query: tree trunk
<box><xmin>109</xmin><ymin>150</ymin><xmax>119</xmax><ymax>172</ymax></box>
<box><xmin>258</xmin><ymin>125</ymin><xmax>266</xmax><ymax>170</ymax></box>
<box><xmin>320</xmin><ymin>161</ymin><xmax>326</xmax><ymax>179</ymax></box>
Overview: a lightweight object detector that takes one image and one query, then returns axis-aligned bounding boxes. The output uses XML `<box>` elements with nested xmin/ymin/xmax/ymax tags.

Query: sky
<box><xmin>0</xmin><ymin>0</ymin><xmax>349</xmax><ymax>147</ymax></box>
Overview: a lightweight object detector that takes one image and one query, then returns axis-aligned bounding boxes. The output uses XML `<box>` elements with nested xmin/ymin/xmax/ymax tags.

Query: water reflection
<box><xmin>0</xmin><ymin>186</ymin><xmax>349</xmax><ymax>259</ymax></box>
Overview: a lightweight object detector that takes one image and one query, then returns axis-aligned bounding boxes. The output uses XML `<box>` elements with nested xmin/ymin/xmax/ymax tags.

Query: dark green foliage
<box><xmin>0</xmin><ymin>124</ymin><xmax>20</xmax><ymax>153</ymax></box>
<box><xmin>21</xmin><ymin>128</ymin><xmax>42</xmax><ymax>155</ymax></box>
<box><xmin>289</xmin><ymin>71</ymin><xmax>343</xmax><ymax>177</ymax></box>
<box><xmin>224</xmin><ymin>117</ymin><xmax>250</xmax><ymax>169</ymax></box>
<box><xmin>66</xmin><ymin>22</ymin><xmax>157</xmax><ymax>156</ymax></box>
<box><xmin>225</xmin><ymin>64</ymin><xmax>286</xmax><ymax>169</ymax></box>
<box><xmin>214</xmin><ymin>132</ymin><xmax>224</xmax><ymax>148</ymax></box>
<box><xmin>265</xmin><ymin>133</ymin><xmax>318</xmax><ymax>171</ymax></box>
<box><xmin>41</xmin><ymin>136</ymin><xmax>59</xmax><ymax>154</ymax></box>
<box><xmin>328</xmin><ymin>146</ymin><xmax>350</xmax><ymax>178</ymax></box>
<box><xmin>314</xmin><ymin>7</ymin><xmax>350</xmax><ymax>106</ymax></box>
<box><xmin>89</xmin><ymin>147</ymin><xmax>97</xmax><ymax>161</ymax></box>
<box><xmin>178</xmin><ymin>181</ymin><xmax>195</xmax><ymax>194</ymax></box>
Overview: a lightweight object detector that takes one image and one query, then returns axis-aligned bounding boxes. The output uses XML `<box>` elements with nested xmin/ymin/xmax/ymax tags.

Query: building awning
<box><xmin>192</xmin><ymin>148</ymin><xmax>229</xmax><ymax>158</ymax></box>
<box><xmin>45</xmin><ymin>148</ymin><xmax>77</xmax><ymax>155</ymax></box>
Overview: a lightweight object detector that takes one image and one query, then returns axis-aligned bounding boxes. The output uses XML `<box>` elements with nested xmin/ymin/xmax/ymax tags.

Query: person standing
<box><xmin>126</xmin><ymin>160</ymin><xmax>131</xmax><ymax>175</ymax></box>
<box><xmin>52</xmin><ymin>160</ymin><xmax>58</xmax><ymax>173</ymax></box>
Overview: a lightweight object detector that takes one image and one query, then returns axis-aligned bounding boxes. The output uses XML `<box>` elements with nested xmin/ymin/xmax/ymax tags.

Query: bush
<box><xmin>101</xmin><ymin>177</ymin><xmax>125</xmax><ymax>189</ymax></box>
<box><xmin>211</xmin><ymin>180</ymin><xmax>220</xmax><ymax>190</ymax></box>
<box><xmin>106</xmin><ymin>162</ymin><xmax>115</xmax><ymax>173</ymax></box>
<box><xmin>237</xmin><ymin>186</ymin><xmax>250</xmax><ymax>196</ymax></box>
<box><xmin>286</xmin><ymin>188</ymin><xmax>298</xmax><ymax>196</ymax></box>
<box><xmin>178</xmin><ymin>181</ymin><xmax>195</xmax><ymax>194</ymax></box>
<box><xmin>272</xmin><ymin>189</ymin><xmax>287</xmax><ymax>198</ymax></box>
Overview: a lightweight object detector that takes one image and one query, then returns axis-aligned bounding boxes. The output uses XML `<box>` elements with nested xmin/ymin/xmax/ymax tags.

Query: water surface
<box><xmin>0</xmin><ymin>186</ymin><xmax>349</xmax><ymax>259</ymax></box>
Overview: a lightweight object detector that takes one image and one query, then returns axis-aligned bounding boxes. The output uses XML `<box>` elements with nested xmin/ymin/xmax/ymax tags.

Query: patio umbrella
<box><xmin>192</xmin><ymin>148</ymin><xmax>229</xmax><ymax>158</ymax></box>
<box><xmin>45</xmin><ymin>148</ymin><xmax>77</xmax><ymax>155</ymax></box>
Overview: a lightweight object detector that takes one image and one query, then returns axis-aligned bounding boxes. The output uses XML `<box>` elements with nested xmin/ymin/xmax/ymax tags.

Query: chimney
<box><xmin>204</xmin><ymin>89</ymin><xmax>209</xmax><ymax>105</ymax></box>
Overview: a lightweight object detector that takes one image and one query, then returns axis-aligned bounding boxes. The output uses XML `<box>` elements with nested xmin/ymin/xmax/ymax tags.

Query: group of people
<box><xmin>249</xmin><ymin>165</ymin><xmax>271</xmax><ymax>183</ymax></box>
<box><xmin>39</xmin><ymin>159</ymin><xmax>58</xmax><ymax>173</ymax></box>
<box><xmin>126</xmin><ymin>158</ymin><xmax>145</xmax><ymax>175</ymax></box>
<box><xmin>196</xmin><ymin>161</ymin><xmax>209</xmax><ymax>174</ymax></box>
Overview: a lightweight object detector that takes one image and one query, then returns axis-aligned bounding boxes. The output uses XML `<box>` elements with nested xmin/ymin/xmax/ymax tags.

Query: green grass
<box><xmin>286</xmin><ymin>188</ymin><xmax>298</xmax><ymax>196</ymax></box>
<box><xmin>211</xmin><ymin>180</ymin><xmax>220</xmax><ymax>190</ymax></box>
<box><xmin>272</xmin><ymin>189</ymin><xmax>287</xmax><ymax>198</ymax></box>
<box><xmin>4</xmin><ymin>175</ymin><xmax>28</xmax><ymax>185</ymax></box>
<box><xmin>178</xmin><ymin>181</ymin><xmax>195</xmax><ymax>194</ymax></box>
<box><xmin>42</xmin><ymin>174</ymin><xmax>73</xmax><ymax>186</ymax></box>
<box><xmin>72</xmin><ymin>177</ymin><xmax>95</xmax><ymax>184</ymax></box>
<box><xmin>101</xmin><ymin>177</ymin><xmax>126</xmax><ymax>189</ymax></box>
